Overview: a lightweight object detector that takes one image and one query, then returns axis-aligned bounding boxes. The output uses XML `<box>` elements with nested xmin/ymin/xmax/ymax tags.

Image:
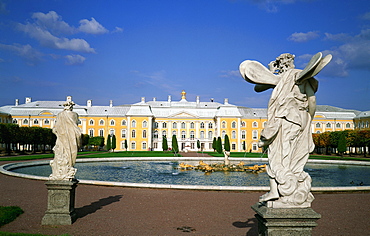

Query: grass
<box><xmin>0</xmin><ymin>206</ymin><xmax>24</xmax><ymax>227</ymax></box>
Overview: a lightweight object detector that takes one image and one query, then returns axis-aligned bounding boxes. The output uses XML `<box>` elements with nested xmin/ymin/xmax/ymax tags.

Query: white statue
<box><xmin>49</xmin><ymin>101</ymin><xmax>81</xmax><ymax>181</ymax></box>
<box><xmin>239</xmin><ymin>52</ymin><xmax>332</xmax><ymax>208</ymax></box>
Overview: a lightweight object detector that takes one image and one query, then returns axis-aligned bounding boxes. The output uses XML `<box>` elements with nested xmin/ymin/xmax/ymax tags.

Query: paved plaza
<box><xmin>0</xmin><ymin>160</ymin><xmax>369</xmax><ymax>235</ymax></box>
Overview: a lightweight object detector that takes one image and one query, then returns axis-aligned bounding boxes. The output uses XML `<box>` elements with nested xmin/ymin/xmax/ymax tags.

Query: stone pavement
<box><xmin>0</xmin><ymin>160</ymin><xmax>369</xmax><ymax>235</ymax></box>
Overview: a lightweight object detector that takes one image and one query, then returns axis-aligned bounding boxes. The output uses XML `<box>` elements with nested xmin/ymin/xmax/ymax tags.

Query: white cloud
<box><xmin>248</xmin><ymin>0</ymin><xmax>301</xmax><ymax>13</ymax></box>
<box><xmin>17</xmin><ymin>22</ymin><xmax>95</xmax><ymax>53</ymax></box>
<box><xmin>360</xmin><ymin>12</ymin><xmax>370</xmax><ymax>20</ymax></box>
<box><xmin>219</xmin><ymin>70</ymin><xmax>241</xmax><ymax>78</ymax></box>
<box><xmin>65</xmin><ymin>54</ymin><xmax>86</xmax><ymax>65</ymax></box>
<box><xmin>0</xmin><ymin>43</ymin><xmax>43</xmax><ymax>65</ymax></box>
<box><xmin>113</xmin><ymin>27</ymin><xmax>124</xmax><ymax>33</ymax></box>
<box><xmin>32</xmin><ymin>11</ymin><xmax>75</xmax><ymax>35</ymax></box>
<box><xmin>288</xmin><ymin>31</ymin><xmax>320</xmax><ymax>42</ymax></box>
<box><xmin>78</xmin><ymin>17</ymin><xmax>108</xmax><ymax>34</ymax></box>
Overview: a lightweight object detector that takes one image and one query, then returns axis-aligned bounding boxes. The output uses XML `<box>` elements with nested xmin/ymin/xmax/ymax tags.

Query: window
<box><xmin>121</xmin><ymin>120</ymin><xmax>126</xmax><ymax>126</ymax></box>
<box><xmin>190</xmin><ymin>122</ymin><xmax>195</xmax><ymax>129</ymax></box>
<box><xmin>316</xmin><ymin>123</ymin><xmax>321</xmax><ymax>128</ymax></box>
<box><xmin>121</xmin><ymin>129</ymin><xmax>126</xmax><ymax>138</ymax></box>
<box><xmin>34</xmin><ymin>119</ymin><xmax>39</xmax><ymax>125</ymax></box>
<box><xmin>132</xmin><ymin>130</ymin><xmax>136</xmax><ymax>138</ymax></box>
<box><xmin>252</xmin><ymin>121</ymin><xmax>258</xmax><ymax>128</ymax></box>
<box><xmin>13</xmin><ymin>119</ymin><xmax>17</xmax><ymax>124</ymax></box>
<box><xmin>131</xmin><ymin>142</ymin><xmax>136</xmax><ymax>150</ymax></box>
<box><xmin>110</xmin><ymin>120</ymin><xmax>115</xmax><ymax>126</ymax></box>
<box><xmin>132</xmin><ymin>120</ymin><xmax>136</xmax><ymax>128</ymax></box>
<box><xmin>232</xmin><ymin>131</ymin><xmax>236</xmax><ymax>139</ymax></box>
<box><xmin>162</xmin><ymin>130</ymin><xmax>167</xmax><ymax>138</ymax></box>
<box><xmin>89</xmin><ymin>119</ymin><xmax>94</xmax><ymax>125</ymax></box>
<box><xmin>252</xmin><ymin>143</ymin><xmax>258</xmax><ymax>151</ymax></box>
<box><xmin>190</xmin><ymin>131</ymin><xmax>195</xmax><ymax>140</ymax></box>
<box><xmin>222</xmin><ymin>130</ymin><xmax>226</xmax><ymax>139</ymax></box>
<box><xmin>99</xmin><ymin>129</ymin><xmax>104</xmax><ymax>137</ymax></box>
<box><xmin>208</xmin><ymin>131</ymin><xmax>213</xmax><ymax>139</ymax></box>
<box><xmin>231</xmin><ymin>121</ymin><xmax>236</xmax><ymax>128</ymax></box>
<box><xmin>346</xmin><ymin>123</ymin><xmax>351</xmax><ymax>128</ymax></box>
<box><xmin>326</xmin><ymin>123</ymin><xmax>331</xmax><ymax>128</ymax></box>
<box><xmin>154</xmin><ymin>122</ymin><xmax>158</xmax><ymax>128</ymax></box>
<box><xmin>142</xmin><ymin>130</ymin><xmax>147</xmax><ymax>138</ymax></box>
<box><xmin>173</xmin><ymin>122</ymin><xmax>177</xmax><ymax>129</ymax></box>
<box><xmin>162</xmin><ymin>122</ymin><xmax>167</xmax><ymax>128</ymax></box>
<box><xmin>142</xmin><ymin>142</ymin><xmax>147</xmax><ymax>150</ymax></box>
<box><xmin>191</xmin><ymin>143</ymin><xmax>195</xmax><ymax>149</ymax></box>
<box><xmin>222</xmin><ymin>121</ymin><xmax>226</xmax><ymax>128</ymax></box>
<box><xmin>89</xmin><ymin>129</ymin><xmax>94</xmax><ymax>137</ymax></box>
<box><xmin>44</xmin><ymin>119</ymin><xmax>50</xmax><ymax>125</ymax></box>
<box><xmin>99</xmin><ymin>119</ymin><xmax>104</xmax><ymax>126</ymax></box>
<box><xmin>241</xmin><ymin>121</ymin><xmax>246</xmax><ymax>127</ymax></box>
<box><xmin>316</xmin><ymin>131</ymin><xmax>321</xmax><ymax>134</ymax></box>
<box><xmin>142</xmin><ymin>120</ymin><xmax>147</xmax><ymax>128</ymax></box>
<box><xmin>110</xmin><ymin>129</ymin><xmax>115</xmax><ymax>135</ymax></box>
<box><xmin>153</xmin><ymin>142</ymin><xmax>158</xmax><ymax>149</ymax></box>
<box><xmin>172</xmin><ymin>130</ymin><xmax>176</xmax><ymax>136</ymax></box>
<box><xmin>23</xmin><ymin>119</ymin><xmax>28</xmax><ymax>125</ymax></box>
<box><xmin>232</xmin><ymin>143</ymin><xmax>236</xmax><ymax>150</ymax></box>
<box><xmin>181</xmin><ymin>122</ymin><xmax>186</xmax><ymax>129</ymax></box>
<box><xmin>200</xmin><ymin>122</ymin><xmax>205</xmax><ymax>129</ymax></box>
<box><xmin>252</xmin><ymin>130</ymin><xmax>258</xmax><ymax>140</ymax></box>
<box><xmin>241</xmin><ymin>130</ymin><xmax>246</xmax><ymax>139</ymax></box>
<box><xmin>336</xmin><ymin>123</ymin><xmax>341</xmax><ymax>128</ymax></box>
<box><xmin>208</xmin><ymin>122</ymin><xmax>213</xmax><ymax>129</ymax></box>
<box><xmin>200</xmin><ymin>131</ymin><xmax>204</xmax><ymax>139</ymax></box>
<box><xmin>153</xmin><ymin>131</ymin><xmax>158</xmax><ymax>139</ymax></box>
<box><xmin>121</xmin><ymin>142</ymin><xmax>126</xmax><ymax>149</ymax></box>
<box><xmin>181</xmin><ymin>131</ymin><xmax>186</xmax><ymax>140</ymax></box>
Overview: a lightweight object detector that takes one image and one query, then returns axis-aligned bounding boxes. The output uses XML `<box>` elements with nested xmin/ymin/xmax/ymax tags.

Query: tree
<box><xmin>216</xmin><ymin>137</ymin><xmax>222</xmax><ymax>154</ymax></box>
<box><xmin>111</xmin><ymin>135</ymin><xmax>116</xmax><ymax>151</ymax></box>
<box><xmin>224</xmin><ymin>134</ymin><xmax>230</xmax><ymax>152</ymax></box>
<box><xmin>88</xmin><ymin>136</ymin><xmax>105</xmax><ymax>150</ymax></box>
<box><xmin>212</xmin><ymin>137</ymin><xmax>217</xmax><ymax>152</ymax></box>
<box><xmin>172</xmin><ymin>134</ymin><xmax>179</xmax><ymax>156</ymax></box>
<box><xmin>81</xmin><ymin>134</ymin><xmax>90</xmax><ymax>150</ymax></box>
<box><xmin>197</xmin><ymin>140</ymin><xmax>200</xmax><ymax>150</ymax></box>
<box><xmin>162</xmin><ymin>135</ymin><xmax>168</xmax><ymax>151</ymax></box>
<box><xmin>242</xmin><ymin>141</ymin><xmax>246</xmax><ymax>151</ymax></box>
<box><xmin>106</xmin><ymin>134</ymin><xmax>112</xmax><ymax>151</ymax></box>
<box><xmin>337</xmin><ymin>132</ymin><xmax>347</xmax><ymax>157</ymax></box>
<box><xmin>0</xmin><ymin>123</ymin><xmax>20</xmax><ymax>155</ymax></box>
<box><xmin>124</xmin><ymin>139</ymin><xmax>128</xmax><ymax>151</ymax></box>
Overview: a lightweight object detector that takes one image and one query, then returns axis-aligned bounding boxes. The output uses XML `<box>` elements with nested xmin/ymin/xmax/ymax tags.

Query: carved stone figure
<box><xmin>239</xmin><ymin>52</ymin><xmax>332</xmax><ymax>208</ymax></box>
<box><xmin>49</xmin><ymin>101</ymin><xmax>81</xmax><ymax>180</ymax></box>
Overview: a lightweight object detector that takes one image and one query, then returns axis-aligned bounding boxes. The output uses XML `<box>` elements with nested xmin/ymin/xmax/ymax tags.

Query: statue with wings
<box><xmin>240</xmin><ymin>52</ymin><xmax>332</xmax><ymax>208</ymax></box>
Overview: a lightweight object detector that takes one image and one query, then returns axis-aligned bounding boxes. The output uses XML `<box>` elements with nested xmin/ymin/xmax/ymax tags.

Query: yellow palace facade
<box><xmin>0</xmin><ymin>91</ymin><xmax>367</xmax><ymax>152</ymax></box>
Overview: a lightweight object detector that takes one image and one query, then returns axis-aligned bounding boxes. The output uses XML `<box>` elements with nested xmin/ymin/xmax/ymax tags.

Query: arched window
<box><xmin>131</xmin><ymin>142</ymin><xmax>136</xmax><ymax>150</ymax></box>
<box><xmin>222</xmin><ymin>130</ymin><xmax>226</xmax><ymax>139</ymax></box>
<box><xmin>172</xmin><ymin>130</ymin><xmax>177</xmax><ymax>136</ymax></box>
<box><xmin>252</xmin><ymin>121</ymin><xmax>258</xmax><ymax>128</ymax></box>
<box><xmin>241</xmin><ymin>121</ymin><xmax>246</xmax><ymax>127</ymax></box>
<box><xmin>181</xmin><ymin>122</ymin><xmax>186</xmax><ymax>129</ymax></box>
<box><xmin>89</xmin><ymin>129</ymin><xmax>94</xmax><ymax>137</ymax></box>
<box><xmin>142</xmin><ymin>130</ymin><xmax>147</xmax><ymax>138</ymax></box>
<box><xmin>232</xmin><ymin>131</ymin><xmax>236</xmax><ymax>139</ymax></box>
<box><xmin>252</xmin><ymin>143</ymin><xmax>258</xmax><ymax>151</ymax></box>
<box><xmin>208</xmin><ymin>122</ymin><xmax>213</xmax><ymax>129</ymax></box>
<box><xmin>153</xmin><ymin>131</ymin><xmax>158</xmax><ymax>139</ymax></box>
<box><xmin>142</xmin><ymin>142</ymin><xmax>147</xmax><ymax>150</ymax></box>
<box><xmin>99</xmin><ymin>129</ymin><xmax>104</xmax><ymax>137</ymax></box>
<box><xmin>121</xmin><ymin>120</ymin><xmax>126</xmax><ymax>126</ymax></box>
<box><xmin>44</xmin><ymin>119</ymin><xmax>50</xmax><ymax>125</ymax></box>
<box><xmin>346</xmin><ymin>123</ymin><xmax>351</xmax><ymax>128</ymax></box>
<box><xmin>89</xmin><ymin>119</ymin><xmax>94</xmax><ymax>125</ymax></box>
<box><xmin>34</xmin><ymin>119</ymin><xmax>39</xmax><ymax>125</ymax></box>
<box><xmin>200</xmin><ymin>122</ymin><xmax>205</xmax><ymax>129</ymax></box>
<box><xmin>110</xmin><ymin>129</ymin><xmax>115</xmax><ymax>135</ymax></box>
<box><xmin>231</xmin><ymin>121</ymin><xmax>236</xmax><ymax>128</ymax></box>
<box><xmin>241</xmin><ymin>130</ymin><xmax>246</xmax><ymax>139</ymax></box>
<box><xmin>132</xmin><ymin>130</ymin><xmax>136</xmax><ymax>138</ymax></box>
<box><xmin>316</xmin><ymin>123</ymin><xmax>321</xmax><ymax>128</ymax></box>
<box><xmin>142</xmin><ymin>120</ymin><xmax>147</xmax><ymax>128</ymax></box>
<box><xmin>190</xmin><ymin>122</ymin><xmax>195</xmax><ymax>129</ymax></box>
<box><xmin>336</xmin><ymin>123</ymin><xmax>341</xmax><ymax>128</ymax></box>
<box><xmin>222</xmin><ymin>121</ymin><xmax>226</xmax><ymax>128</ymax></box>
<box><xmin>326</xmin><ymin>123</ymin><xmax>331</xmax><ymax>128</ymax></box>
<box><xmin>208</xmin><ymin>131</ymin><xmax>213</xmax><ymax>139</ymax></box>
<box><xmin>200</xmin><ymin>131</ymin><xmax>204</xmax><ymax>139</ymax></box>
<box><xmin>154</xmin><ymin>122</ymin><xmax>158</xmax><ymax>128</ymax></box>
<box><xmin>132</xmin><ymin>120</ymin><xmax>136</xmax><ymax>128</ymax></box>
<box><xmin>121</xmin><ymin>129</ymin><xmax>126</xmax><ymax>138</ymax></box>
<box><xmin>110</xmin><ymin>119</ymin><xmax>115</xmax><ymax>126</ymax></box>
<box><xmin>12</xmin><ymin>119</ymin><xmax>17</xmax><ymax>124</ymax></box>
<box><xmin>23</xmin><ymin>119</ymin><xmax>28</xmax><ymax>125</ymax></box>
<box><xmin>162</xmin><ymin>130</ymin><xmax>167</xmax><ymax>137</ymax></box>
<box><xmin>252</xmin><ymin>130</ymin><xmax>258</xmax><ymax>140</ymax></box>
<box><xmin>181</xmin><ymin>131</ymin><xmax>186</xmax><ymax>140</ymax></box>
<box><xmin>173</xmin><ymin>122</ymin><xmax>177</xmax><ymax>129</ymax></box>
<box><xmin>99</xmin><ymin>119</ymin><xmax>104</xmax><ymax>126</ymax></box>
<box><xmin>162</xmin><ymin>122</ymin><xmax>167</xmax><ymax>128</ymax></box>
<box><xmin>190</xmin><ymin>131</ymin><xmax>195</xmax><ymax>140</ymax></box>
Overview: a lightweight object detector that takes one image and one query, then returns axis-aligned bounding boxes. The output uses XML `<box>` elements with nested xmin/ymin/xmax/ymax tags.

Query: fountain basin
<box><xmin>1</xmin><ymin>157</ymin><xmax>369</xmax><ymax>191</ymax></box>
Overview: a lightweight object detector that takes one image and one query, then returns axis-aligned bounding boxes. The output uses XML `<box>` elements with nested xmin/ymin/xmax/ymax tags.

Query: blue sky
<box><xmin>0</xmin><ymin>0</ymin><xmax>369</xmax><ymax>111</ymax></box>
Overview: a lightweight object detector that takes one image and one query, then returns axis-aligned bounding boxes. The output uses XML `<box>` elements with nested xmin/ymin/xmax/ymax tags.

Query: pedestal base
<box><xmin>252</xmin><ymin>203</ymin><xmax>321</xmax><ymax>236</ymax></box>
<box><xmin>42</xmin><ymin>179</ymin><xmax>78</xmax><ymax>225</ymax></box>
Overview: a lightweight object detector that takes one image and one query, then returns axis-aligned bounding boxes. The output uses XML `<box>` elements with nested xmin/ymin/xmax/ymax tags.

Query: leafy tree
<box><xmin>88</xmin><ymin>136</ymin><xmax>105</xmax><ymax>150</ymax></box>
<box><xmin>162</xmin><ymin>135</ymin><xmax>168</xmax><ymax>151</ymax></box>
<box><xmin>224</xmin><ymin>134</ymin><xmax>230</xmax><ymax>152</ymax></box>
<box><xmin>81</xmin><ymin>134</ymin><xmax>90</xmax><ymax>149</ymax></box>
<box><xmin>212</xmin><ymin>137</ymin><xmax>217</xmax><ymax>152</ymax></box>
<box><xmin>216</xmin><ymin>137</ymin><xmax>222</xmax><ymax>154</ymax></box>
<box><xmin>197</xmin><ymin>140</ymin><xmax>200</xmax><ymax>150</ymax></box>
<box><xmin>337</xmin><ymin>132</ymin><xmax>347</xmax><ymax>157</ymax></box>
<box><xmin>242</xmin><ymin>141</ymin><xmax>246</xmax><ymax>151</ymax></box>
<box><xmin>0</xmin><ymin>123</ymin><xmax>20</xmax><ymax>155</ymax></box>
<box><xmin>124</xmin><ymin>139</ymin><xmax>128</xmax><ymax>151</ymax></box>
<box><xmin>106</xmin><ymin>134</ymin><xmax>112</xmax><ymax>151</ymax></box>
<box><xmin>172</xmin><ymin>134</ymin><xmax>179</xmax><ymax>156</ymax></box>
<box><xmin>111</xmin><ymin>135</ymin><xmax>116</xmax><ymax>151</ymax></box>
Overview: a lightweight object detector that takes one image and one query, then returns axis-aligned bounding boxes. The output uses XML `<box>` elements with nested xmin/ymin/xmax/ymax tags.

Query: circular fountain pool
<box><xmin>1</xmin><ymin>157</ymin><xmax>370</xmax><ymax>191</ymax></box>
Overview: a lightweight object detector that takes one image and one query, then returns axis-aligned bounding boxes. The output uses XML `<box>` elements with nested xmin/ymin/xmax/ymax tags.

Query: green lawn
<box><xmin>0</xmin><ymin>206</ymin><xmax>23</xmax><ymax>227</ymax></box>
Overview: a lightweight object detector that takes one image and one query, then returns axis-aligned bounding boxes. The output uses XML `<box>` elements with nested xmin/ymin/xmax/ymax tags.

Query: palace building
<box><xmin>0</xmin><ymin>91</ymin><xmax>368</xmax><ymax>152</ymax></box>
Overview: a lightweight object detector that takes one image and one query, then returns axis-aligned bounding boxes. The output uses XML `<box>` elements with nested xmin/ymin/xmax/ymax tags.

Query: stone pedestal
<box><xmin>42</xmin><ymin>179</ymin><xmax>78</xmax><ymax>225</ymax></box>
<box><xmin>251</xmin><ymin>203</ymin><xmax>321</xmax><ymax>236</ymax></box>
